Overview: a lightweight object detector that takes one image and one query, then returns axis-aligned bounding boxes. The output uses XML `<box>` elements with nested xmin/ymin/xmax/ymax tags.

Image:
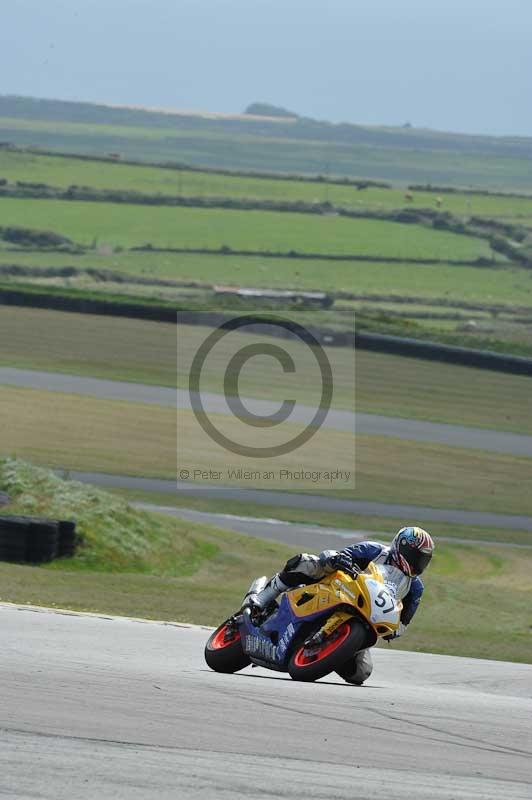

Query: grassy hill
<box><xmin>1</xmin><ymin>95</ymin><xmax>532</xmax><ymax>189</ymax></box>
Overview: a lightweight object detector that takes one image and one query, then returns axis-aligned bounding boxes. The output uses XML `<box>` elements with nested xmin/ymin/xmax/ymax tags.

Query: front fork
<box><xmin>303</xmin><ymin>610</ymin><xmax>355</xmax><ymax>649</ymax></box>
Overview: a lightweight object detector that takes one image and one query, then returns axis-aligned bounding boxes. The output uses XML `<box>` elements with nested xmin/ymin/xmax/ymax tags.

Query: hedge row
<box><xmin>0</xmin><ymin>224</ymin><xmax>76</xmax><ymax>249</ymax></box>
<box><xmin>2</xmin><ymin>144</ymin><xmax>392</xmax><ymax>189</ymax></box>
<box><xmin>0</xmin><ymin>181</ymin><xmax>409</xmax><ymax>213</ymax></box>
<box><xmin>408</xmin><ymin>183</ymin><xmax>532</xmax><ymax>201</ymax></box>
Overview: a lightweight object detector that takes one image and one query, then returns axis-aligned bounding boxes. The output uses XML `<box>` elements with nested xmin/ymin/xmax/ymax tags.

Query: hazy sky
<box><xmin>2</xmin><ymin>0</ymin><xmax>531</xmax><ymax>136</ymax></box>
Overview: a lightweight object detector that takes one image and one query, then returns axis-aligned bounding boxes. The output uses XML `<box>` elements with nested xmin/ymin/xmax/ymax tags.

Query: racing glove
<box><xmin>319</xmin><ymin>549</ymin><xmax>353</xmax><ymax>573</ymax></box>
<box><xmin>384</xmin><ymin>622</ymin><xmax>406</xmax><ymax>642</ymax></box>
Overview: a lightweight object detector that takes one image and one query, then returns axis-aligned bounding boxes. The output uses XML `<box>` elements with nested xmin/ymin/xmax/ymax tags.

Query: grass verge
<box><xmin>1</xmin><ymin>384</ymin><xmax>531</xmax><ymax>515</ymax></box>
<box><xmin>0</xmin><ymin>459</ymin><xmax>530</xmax><ymax>663</ymax></box>
<box><xmin>1</xmin><ymin>308</ymin><xmax>530</xmax><ymax>434</ymax></box>
<box><xmin>111</xmin><ymin>487</ymin><xmax>532</xmax><ymax>548</ymax></box>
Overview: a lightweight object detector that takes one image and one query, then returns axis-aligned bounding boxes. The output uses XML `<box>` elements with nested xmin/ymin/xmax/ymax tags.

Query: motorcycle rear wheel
<box><xmin>204</xmin><ymin>620</ymin><xmax>251</xmax><ymax>673</ymax></box>
<box><xmin>288</xmin><ymin>618</ymin><xmax>367</xmax><ymax>682</ymax></box>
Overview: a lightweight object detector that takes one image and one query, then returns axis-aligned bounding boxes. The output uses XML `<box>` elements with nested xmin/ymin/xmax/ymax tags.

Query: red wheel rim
<box><xmin>211</xmin><ymin>624</ymin><xmax>241</xmax><ymax>650</ymax></box>
<box><xmin>293</xmin><ymin>622</ymin><xmax>351</xmax><ymax>667</ymax></box>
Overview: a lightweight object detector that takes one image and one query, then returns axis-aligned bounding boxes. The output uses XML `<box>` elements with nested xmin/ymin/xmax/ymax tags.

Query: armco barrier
<box><xmin>1</xmin><ymin>288</ymin><xmax>532</xmax><ymax>377</ymax></box>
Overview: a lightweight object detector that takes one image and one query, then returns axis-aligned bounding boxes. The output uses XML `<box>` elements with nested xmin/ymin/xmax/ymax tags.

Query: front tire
<box><xmin>204</xmin><ymin>621</ymin><xmax>250</xmax><ymax>674</ymax></box>
<box><xmin>288</xmin><ymin>618</ymin><xmax>367</xmax><ymax>682</ymax></box>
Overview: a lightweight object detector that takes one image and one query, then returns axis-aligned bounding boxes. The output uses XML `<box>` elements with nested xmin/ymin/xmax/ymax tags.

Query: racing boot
<box><xmin>242</xmin><ymin>574</ymin><xmax>289</xmax><ymax>621</ymax></box>
<box><xmin>241</xmin><ymin>575</ymin><xmax>269</xmax><ymax>609</ymax></box>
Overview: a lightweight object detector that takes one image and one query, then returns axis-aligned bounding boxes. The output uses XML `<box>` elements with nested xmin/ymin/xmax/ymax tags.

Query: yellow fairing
<box><xmin>356</xmin><ymin>563</ymin><xmax>401</xmax><ymax>637</ymax></box>
<box><xmin>287</xmin><ymin>566</ymin><xmax>401</xmax><ymax>639</ymax></box>
<box><xmin>288</xmin><ymin>571</ymin><xmax>359</xmax><ymax>617</ymax></box>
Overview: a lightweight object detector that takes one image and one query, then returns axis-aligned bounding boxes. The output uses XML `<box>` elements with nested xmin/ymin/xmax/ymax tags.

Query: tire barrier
<box><xmin>0</xmin><ymin>516</ymin><xmax>29</xmax><ymax>563</ymax></box>
<box><xmin>0</xmin><ymin>287</ymin><xmax>178</xmax><ymax>323</ymax></box>
<box><xmin>57</xmin><ymin>520</ymin><xmax>77</xmax><ymax>558</ymax></box>
<box><xmin>26</xmin><ymin>519</ymin><xmax>59</xmax><ymax>564</ymax></box>
<box><xmin>353</xmin><ymin>332</ymin><xmax>532</xmax><ymax>377</ymax></box>
<box><xmin>0</xmin><ymin>515</ymin><xmax>78</xmax><ymax>564</ymax></box>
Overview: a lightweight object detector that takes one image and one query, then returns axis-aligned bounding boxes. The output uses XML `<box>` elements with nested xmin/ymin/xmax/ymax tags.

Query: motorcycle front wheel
<box><xmin>288</xmin><ymin>618</ymin><xmax>367</xmax><ymax>682</ymax></box>
<box><xmin>204</xmin><ymin>620</ymin><xmax>251</xmax><ymax>673</ymax></box>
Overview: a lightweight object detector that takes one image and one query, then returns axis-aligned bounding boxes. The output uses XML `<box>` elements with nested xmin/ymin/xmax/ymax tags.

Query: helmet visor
<box><xmin>398</xmin><ymin>540</ymin><xmax>433</xmax><ymax>576</ymax></box>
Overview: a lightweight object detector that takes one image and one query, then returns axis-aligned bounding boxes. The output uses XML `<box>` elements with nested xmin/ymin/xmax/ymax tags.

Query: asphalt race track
<box><xmin>1</xmin><ymin>366</ymin><xmax>531</xmax><ymax>457</ymax></box>
<box><xmin>6</xmin><ymin>365</ymin><xmax>532</xmax><ymax>530</ymax></box>
<box><xmin>138</xmin><ymin>502</ymin><xmax>380</xmax><ymax>552</ymax></box>
<box><xmin>133</xmin><ymin>504</ymin><xmax>532</xmax><ymax>550</ymax></box>
<box><xmin>69</xmin><ymin>470</ymin><xmax>532</xmax><ymax>531</ymax></box>
<box><xmin>1</xmin><ymin>605</ymin><xmax>530</xmax><ymax>800</ymax></box>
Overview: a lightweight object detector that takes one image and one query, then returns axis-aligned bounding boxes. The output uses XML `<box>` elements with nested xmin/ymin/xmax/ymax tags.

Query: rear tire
<box><xmin>204</xmin><ymin>621</ymin><xmax>251</xmax><ymax>674</ymax></box>
<box><xmin>288</xmin><ymin>618</ymin><xmax>367</xmax><ymax>682</ymax></box>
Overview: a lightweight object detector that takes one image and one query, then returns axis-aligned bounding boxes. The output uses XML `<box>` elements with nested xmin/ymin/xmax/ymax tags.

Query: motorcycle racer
<box><xmin>244</xmin><ymin>526</ymin><xmax>434</xmax><ymax>685</ymax></box>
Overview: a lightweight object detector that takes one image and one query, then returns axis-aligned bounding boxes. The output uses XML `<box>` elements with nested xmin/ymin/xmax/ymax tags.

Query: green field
<box><xmin>1</xmin><ymin>144</ymin><xmax>530</xmax><ymax>355</ymax></box>
<box><xmin>0</xmin><ymin>459</ymin><xmax>530</xmax><ymax>663</ymax></box>
<box><xmin>0</xmin><ymin>196</ymin><xmax>497</xmax><ymax>260</ymax></box>
<box><xmin>1</xmin><ymin>249</ymin><xmax>531</xmax><ymax>308</ymax></box>
<box><xmin>2</xmin><ymin>149</ymin><xmax>532</xmax><ymax>221</ymax></box>
<box><xmin>2</xmin><ymin>109</ymin><xmax>532</xmax><ymax>190</ymax></box>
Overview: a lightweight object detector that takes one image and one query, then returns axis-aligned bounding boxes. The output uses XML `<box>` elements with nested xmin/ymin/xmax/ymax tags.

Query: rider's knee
<box><xmin>356</xmin><ymin>650</ymin><xmax>373</xmax><ymax>682</ymax></box>
<box><xmin>341</xmin><ymin>649</ymin><xmax>373</xmax><ymax>685</ymax></box>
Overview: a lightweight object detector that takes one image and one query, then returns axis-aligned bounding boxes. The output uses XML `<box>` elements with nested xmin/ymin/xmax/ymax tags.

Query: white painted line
<box><xmin>0</xmin><ymin>602</ymin><xmax>213</xmax><ymax>630</ymax></box>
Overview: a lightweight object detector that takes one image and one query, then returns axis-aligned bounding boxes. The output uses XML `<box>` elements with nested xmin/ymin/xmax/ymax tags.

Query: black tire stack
<box><xmin>0</xmin><ymin>515</ymin><xmax>78</xmax><ymax>564</ymax></box>
<box><xmin>26</xmin><ymin>519</ymin><xmax>60</xmax><ymax>564</ymax></box>
<box><xmin>0</xmin><ymin>516</ymin><xmax>29</xmax><ymax>563</ymax></box>
<box><xmin>57</xmin><ymin>520</ymin><xmax>78</xmax><ymax>558</ymax></box>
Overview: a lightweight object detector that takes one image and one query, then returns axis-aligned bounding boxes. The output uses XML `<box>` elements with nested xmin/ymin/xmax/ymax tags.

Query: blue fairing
<box><xmin>239</xmin><ymin>593</ymin><xmax>324</xmax><ymax>666</ymax></box>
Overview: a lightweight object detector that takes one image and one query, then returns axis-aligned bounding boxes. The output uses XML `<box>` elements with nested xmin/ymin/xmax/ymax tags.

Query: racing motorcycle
<box><xmin>204</xmin><ymin>561</ymin><xmax>402</xmax><ymax>682</ymax></box>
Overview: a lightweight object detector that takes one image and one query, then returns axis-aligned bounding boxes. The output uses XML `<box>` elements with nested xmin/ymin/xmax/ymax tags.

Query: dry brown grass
<box><xmin>1</xmin><ymin>385</ymin><xmax>531</xmax><ymax>515</ymax></box>
<box><xmin>1</xmin><ymin>308</ymin><xmax>530</xmax><ymax>433</ymax></box>
<box><xmin>0</xmin><ymin>386</ymin><xmax>175</xmax><ymax>478</ymax></box>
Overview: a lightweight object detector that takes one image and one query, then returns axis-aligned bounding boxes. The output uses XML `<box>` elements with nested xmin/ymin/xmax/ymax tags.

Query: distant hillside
<box><xmin>244</xmin><ymin>102</ymin><xmax>299</xmax><ymax>119</ymax></box>
<box><xmin>1</xmin><ymin>95</ymin><xmax>531</xmax><ymax>189</ymax></box>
